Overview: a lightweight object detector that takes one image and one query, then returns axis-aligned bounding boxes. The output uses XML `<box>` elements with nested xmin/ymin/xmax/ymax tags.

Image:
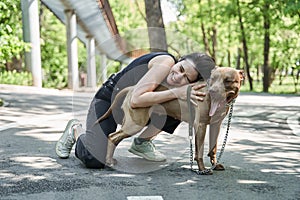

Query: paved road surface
<box><xmin>0</xmin><ymin>84</ymin><xmax>299</xmax><ymax>200</ymax></box>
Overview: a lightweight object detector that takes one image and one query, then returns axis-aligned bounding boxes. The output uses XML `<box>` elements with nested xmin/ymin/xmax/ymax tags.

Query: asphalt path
<box><xmin>0</xmin><ymin>84</ymin><xmax>299</xmax><ymax>200</ymax></box>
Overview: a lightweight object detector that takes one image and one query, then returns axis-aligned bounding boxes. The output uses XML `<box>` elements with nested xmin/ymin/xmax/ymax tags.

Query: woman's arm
<box><xmin>130</xmin><ymin>55</ymin><xmax>204</xmax><ymax>108</ymax></box>
<box><xmin>130</xmin><ymin>55</ymin><xmax>177</xmax><ymax>108</ymax></box>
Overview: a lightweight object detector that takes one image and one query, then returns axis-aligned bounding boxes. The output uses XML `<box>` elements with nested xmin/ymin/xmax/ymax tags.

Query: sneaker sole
<box><xmin>128</xmin><ymin>148</ymin><xmax>166</xmax><ymax>162</ymax></box>
<box><xmin>55</xmin><ymin>119</ymin><xmax>79</xmax><ymax>158</ymax></box>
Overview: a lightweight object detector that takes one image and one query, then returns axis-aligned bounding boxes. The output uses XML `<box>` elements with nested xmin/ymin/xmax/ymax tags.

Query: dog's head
<box><xmin>208</xmin><ymin>67</ymin><xmax>244</xmax><ymax>116</ymax></box>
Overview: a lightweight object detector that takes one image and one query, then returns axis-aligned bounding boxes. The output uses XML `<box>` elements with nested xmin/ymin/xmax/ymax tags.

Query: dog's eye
<box><xmin>225</xmin><ymin>78</ymin><xmax>238</xmax><ymax>84</ymax></box>
<box><xmin>225</xmin><ymin>78</ymin><xmax>232</xmax><ymax>82</ymax></box>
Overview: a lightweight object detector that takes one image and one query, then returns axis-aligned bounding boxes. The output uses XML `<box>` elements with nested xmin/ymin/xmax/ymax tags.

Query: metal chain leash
<box><xmin>215</xmin><ymin>99</ymin><xmax>235</xmax><ymax>164</ymax></box>
<box><xmin>187</xmin><ymin>85</ymin><xmax>235</xmax><ymax>175</ymax></box>
<box><xmin>187</xmin><ymin>85</ymin><xmax>194</xmax><ymax>172</ymax></box>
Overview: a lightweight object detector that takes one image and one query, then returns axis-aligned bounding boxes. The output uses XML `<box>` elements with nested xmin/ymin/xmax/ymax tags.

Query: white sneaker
<box><xmin>55</xmin><ymin>119</ymin><xmax>81</xmax><ymax>158</ymax></box>
<box><xmin>128</xmin><ymin>138</ymin><xmax>166</xmax><ymax>162</ymax></box>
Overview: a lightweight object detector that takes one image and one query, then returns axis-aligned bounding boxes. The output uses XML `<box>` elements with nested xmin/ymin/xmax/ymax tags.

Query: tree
<box><xmin>199</xmin><ymin>0</ymin><xmax>217</xmax><ymax>61</ymax></box>
<box><xmin>144</xmin><ymin>0</ymin><xmax>168</xmax><ymax>52</ymax></box>
<box><xmin>109</xmin><ymin>0</ymin><xmax>147</xmax><ymax>55</ymax></box>
<box><xmin>1</xmin><ymin>0</ymin><xmax>299</xmax><ymax>92</ymax></box>
<box><xmin>237</xmin><ymin>0</ymin><xmax>253</xmax><ymax>90</ymax></box>
<box><xmin>262</xmin><ymin>0</ymin><xmax>270</xmax><ymax>92</ymax></box>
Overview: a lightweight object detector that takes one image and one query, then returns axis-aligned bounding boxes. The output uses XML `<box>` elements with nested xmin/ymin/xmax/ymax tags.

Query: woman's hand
<box><xmin>191</xmin><ymin>83</ymin><xmax>207</xmax><ymax>101</ymax></box>
<box><xmin>173</xmin><ymin>83</ymin><xmax>207</xmax><ymax>105</ymax></box>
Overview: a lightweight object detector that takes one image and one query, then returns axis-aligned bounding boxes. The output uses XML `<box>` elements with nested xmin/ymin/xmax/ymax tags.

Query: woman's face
<box><xmin>166</xmin><ymin>59</ymin><xmax>199</xmax><ymax>86</ymax></box>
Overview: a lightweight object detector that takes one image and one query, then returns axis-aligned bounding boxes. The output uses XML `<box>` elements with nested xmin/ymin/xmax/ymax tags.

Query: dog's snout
<box><xmin>209</xmin><ymin>88</ymin><xmax>220</xmax><ymax>98</ymax></box>
<box><xmin>226</xmin><ymin>90</ymin><xmax>237</xmax><ymax>102</ymax></box>
<box><xmin>227</xmin><ymin>90</ymin><xmax>235</xmax><ymax>95</ymax></box>
<box><xmin>209</xmin><ymin>87</ymin><xmax>224</xmax><ymax>96</ymax></box>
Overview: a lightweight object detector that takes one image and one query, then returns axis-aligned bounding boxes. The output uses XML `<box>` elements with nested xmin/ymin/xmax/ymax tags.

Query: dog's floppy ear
<box><xmin>210</xmin><ymin>66</ymin><xmax>218</xmax><ymax>76</ymax></box>
<box><xmin>239</xmin><ymin>70</ymin><xmax>245</xmax><ymax>81</ymax></box>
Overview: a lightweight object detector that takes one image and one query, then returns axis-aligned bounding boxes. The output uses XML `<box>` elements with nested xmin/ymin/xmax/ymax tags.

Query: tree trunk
<box><xmin>211</xmin><ymin>26</ymin><xmax>217</xmax><ymax>63</ymax></box>
<box><xmin>263</xmin><ymin>1</ymin><xmax>270</xmax><ymax>92</ymax></box>
<box><xmin>144</xmin><ymin>0</ymin><xmax>167</xmax><ymax>52</ymax></box>
<box><xmin>236</xmin><ymin>47</ymin><xmax>241</xmax><ymax>70</ymax></box>
<box><xmin>257</xmin><ymin>65</ymin><xmax>260</xmax><ymax>82</ymax></box>
<box><xmin>296</xmin><ymin>69</ymin><xmax>300</xmax><ymax>93</ymax></box>
<box><xmin>207</xmin><ymin>0</ymin><xmax>217</xmax><ymax>63</ymax></box>
<box><xmin>201</xmin><ymin>22</ymin><xmax>211</xmax><ymax>55</ymax></box>
<box><xmin>227</xmin><ymin>50</ymin><xmax>231</xmax><ymax>68</ymax></box>
<box><xmin>237</xmin><ymin>0</ymin><xmax>253</xmax><ymax>90</ymax></box>
<box><xmin>227</xmin><ymin>22</ymin><xmax>232</xmax><ymax>67</ymax></box>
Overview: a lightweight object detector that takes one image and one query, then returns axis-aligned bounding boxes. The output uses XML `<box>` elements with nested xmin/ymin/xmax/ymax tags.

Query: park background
<box><xmin>0</xmin><ymin>0</ymin><xmax>299</xmax><ymax>94</ymax></box>
<box><xmin>1</xmin><ymin>1</ymin><xmax>300</xmax><ymax>199</ymax></box>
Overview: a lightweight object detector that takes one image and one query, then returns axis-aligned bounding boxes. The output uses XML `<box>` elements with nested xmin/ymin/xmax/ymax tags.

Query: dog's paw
<box><xmin>198</xmin><ymin>169</ymin><xmax>213</xmax><ymax>175</ymax></box>
<box><xmin>213</xmin><ymin>163</ymin><xmax>225</xmax><ymax>171</ymax></box>
<box><xmin>105</xmin><ymin>158</ymin><xmax>117</xmax><ymax>168</ymax></box>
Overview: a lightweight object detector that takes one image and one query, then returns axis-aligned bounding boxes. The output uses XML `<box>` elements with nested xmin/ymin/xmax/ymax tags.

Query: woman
<box><xmin>55</xmin><ymin>52</ymin><xmax>215</xmax><ymax>169</ymax></box>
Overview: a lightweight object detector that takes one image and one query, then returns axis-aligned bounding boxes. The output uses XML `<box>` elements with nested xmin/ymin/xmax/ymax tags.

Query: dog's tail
<box><xmin>93</xmin><ymin>86</ymin><xmax>132</xmax><ymax>125</ymax></box>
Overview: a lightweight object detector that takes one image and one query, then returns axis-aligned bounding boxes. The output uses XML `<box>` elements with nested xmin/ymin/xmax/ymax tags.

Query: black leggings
<box><xmin>75</xmin><ymin>97</ymin><xmax>114</xmax><ymax>168</ymax></box>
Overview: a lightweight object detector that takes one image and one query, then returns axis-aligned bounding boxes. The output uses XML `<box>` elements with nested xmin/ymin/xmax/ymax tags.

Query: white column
<box><xmin>86</xmin><ymin>37</ymin><xmax>97</xmax><ymax>88</ymax></box>
<box><xmin>21</xmin><ymin>0</ymin><xmax>42</xmax><ymax>87</ymax></box>
<box><xmin>100</xmin><ymin>53</ymin><xmax>107</xmax><ymax>82</ymax></box>
<box><xmin>65</xmin><ymin>9</ymin><xmax>79</xmax><ymax>90</ymax></box>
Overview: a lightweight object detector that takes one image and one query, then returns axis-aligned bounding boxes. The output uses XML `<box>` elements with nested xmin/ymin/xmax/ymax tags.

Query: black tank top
<box><xmin>114</xmin><ymin>52</ymin><xmax>176</xmax><ymax>90</ymax></box>
<box><xmin>94</xmin><ymin>52</ymin><xmax>176</xmax><ymax>100</ymax></box>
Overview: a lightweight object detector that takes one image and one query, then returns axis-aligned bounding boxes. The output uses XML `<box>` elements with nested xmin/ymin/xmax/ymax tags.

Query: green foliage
<box><xmin>241</xmin><ymin>76</ymin><xmax>300</xmax><ymax>94</ymax></box>
<box><xmin>0</xmin><ymin>70</ymin><xmax>32</xmax><ymax>85</ymax></box>
<box><xmin>39</xmin><ymin>5</ymin><xmax>68</xmax><ymax>88</ymax></box>
<box><xmin>0</xmin><ymin>1</ymin><xmax>86</xmax><ymax>88</ymax></box>
<box><xmin>106</xmin><ymin>61</ymin><xmax>122</xmax><ymax>76</ymax></box>
<box><xmin>0</xmin><ymin>0</ymin><xmax>29</xmax><ymax>68</ymax></box>
<box><xmin>282</xmin><ymin>0</ymin><xmax>300</xmax><ymax>17</ymax></box>
<box><xmin>1</xmin><ymin>0</ymin><xmax>298</xmax><ymax>93</ymax></box>
<box><xmin>109</xmin><ymin>0</ymin><xmax>148</xmax><ymax>54</ymax></box>
<box><xmin>165</xmin><ymin>0</ymin><xmax>299</xmax><ymax>93</ymax></box>
<box><xmin>39</xmin><ymin>4</ymin><xmax>86</xmax><ymax>89</ymax></box>
<box><xmin>110</xmin><ymin>0</ymin><xmax>146</xmax><ymax>35</ymax></box>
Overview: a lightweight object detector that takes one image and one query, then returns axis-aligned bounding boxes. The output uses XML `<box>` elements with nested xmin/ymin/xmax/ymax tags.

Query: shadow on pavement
<box><xmin>1</xmin><ymin>88</ymin><xmax>299</xmax><ymax>199</ymax></box>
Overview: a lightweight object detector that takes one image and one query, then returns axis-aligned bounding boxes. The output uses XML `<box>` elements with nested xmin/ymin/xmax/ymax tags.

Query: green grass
<box><xmin>240</xmin><ymin>76</ymin><xmax>300</xmax><ymax>95</ymax></box>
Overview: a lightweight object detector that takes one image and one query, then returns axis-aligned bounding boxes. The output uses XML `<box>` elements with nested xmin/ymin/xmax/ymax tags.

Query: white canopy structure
<box><xmin>22</xmin><ymin>0</ymin><xmax>132</xmax><ymax>89</ymax></box>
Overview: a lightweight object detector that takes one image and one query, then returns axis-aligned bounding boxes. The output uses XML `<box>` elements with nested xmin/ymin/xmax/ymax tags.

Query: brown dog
<box><xmin>97</xmin><ymin>67</ymin><xmax>244</xmax><ymax>174</ymax></box>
